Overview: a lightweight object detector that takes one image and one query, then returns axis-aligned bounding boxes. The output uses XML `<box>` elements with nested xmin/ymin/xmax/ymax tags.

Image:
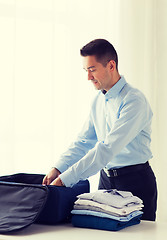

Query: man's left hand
<box><xmin>50</xmin><ymin>177</ymin><xmax>65</xmax><ymax>186</ymax></box>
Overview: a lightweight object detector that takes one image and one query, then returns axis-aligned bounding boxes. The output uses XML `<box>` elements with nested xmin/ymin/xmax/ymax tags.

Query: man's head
<box><xmin>80</xmin><ymin>39</ymin><xmax>118</xmax><ymax>70</ymax></box>
<box><xmin>80</xmin><ymin>39</ymin><xmax>120</xmax><ymax>92</ymax></box>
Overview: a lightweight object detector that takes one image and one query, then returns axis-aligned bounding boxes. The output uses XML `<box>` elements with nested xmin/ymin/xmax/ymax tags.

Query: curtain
<box><xmin>0</xmin><ymin>0</ymin><xmax>166</xmax><ymax>221</ymax></box>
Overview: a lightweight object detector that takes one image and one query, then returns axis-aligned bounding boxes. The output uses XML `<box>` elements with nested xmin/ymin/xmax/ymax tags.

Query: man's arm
<box><xmin>58</xmin><ymin>93</ymin><xmax>152</xmax><ymax>187</ymax></box>
<box><xmin>42</xmin><ymin>108</ymin><xmax>97</xmax><ymax>185</ymax></box>
<box><xmin>53</xmin><ymin>111</ymin><xmax>98</xmax><ymax>174</ymax></box>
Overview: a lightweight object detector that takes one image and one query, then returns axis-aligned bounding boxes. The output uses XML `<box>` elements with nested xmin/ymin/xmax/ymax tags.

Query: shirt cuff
<box><xmin>59</xmin><ymin>168</ymin><xmax>78</xmax><ymax>187</ymax></box>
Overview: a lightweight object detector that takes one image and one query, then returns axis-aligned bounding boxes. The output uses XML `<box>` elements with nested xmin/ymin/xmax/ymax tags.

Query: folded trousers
<box><xmin>72</xmin><ymin>214</ymin><xmax>142</xmax><ymax>231</ymax></box>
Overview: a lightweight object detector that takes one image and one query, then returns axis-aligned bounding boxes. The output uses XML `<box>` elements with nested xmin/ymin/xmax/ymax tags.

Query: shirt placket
<box><xmin>105</xmin><ymin>98</ymin><xmax>110</xmax><ymax>134</ymax></box>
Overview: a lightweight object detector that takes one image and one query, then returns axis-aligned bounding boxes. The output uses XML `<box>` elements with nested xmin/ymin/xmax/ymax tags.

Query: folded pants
<box><xmin>72</xmin><ymin>214</ymin><xmax>142</xmax><ymax>231</ymax></box>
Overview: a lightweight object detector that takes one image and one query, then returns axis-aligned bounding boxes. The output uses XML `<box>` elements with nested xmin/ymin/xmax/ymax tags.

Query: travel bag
<box><xmin>0</xmin><ymin>173</ymin><xmax>89</xmax><ymax>233</ymax></box>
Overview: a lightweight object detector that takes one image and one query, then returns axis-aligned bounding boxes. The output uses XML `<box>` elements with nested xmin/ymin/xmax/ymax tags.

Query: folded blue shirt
<box><xmin>71</xmin><ymin>209</ymin><xmax>143</xmax><ymax>222</ymax></box>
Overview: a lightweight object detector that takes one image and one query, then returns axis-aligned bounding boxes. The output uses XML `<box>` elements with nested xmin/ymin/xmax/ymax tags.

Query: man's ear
<box><xmin>108</xmin><ymin>60</ymin><xmax>115</xmax><ymax>71</ymax></box>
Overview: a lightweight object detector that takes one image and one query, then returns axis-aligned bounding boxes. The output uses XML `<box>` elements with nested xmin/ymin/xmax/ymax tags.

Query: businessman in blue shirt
<box><xmin>43</xmin><ymin>39</ymin><xmax>157</xmax><ymax>221</ymax></box>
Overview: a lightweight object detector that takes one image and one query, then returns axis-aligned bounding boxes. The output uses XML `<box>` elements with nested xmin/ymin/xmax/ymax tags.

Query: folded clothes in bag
<box><xmin>0</xmin><ymin>173</ymin><xmax>89</xmax><ymax>233</ymax></box>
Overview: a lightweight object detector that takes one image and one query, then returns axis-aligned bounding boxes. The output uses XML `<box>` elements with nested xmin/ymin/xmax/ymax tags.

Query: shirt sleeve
<box><xmin>54</xmin><ymin>110</ymin><xmax>98</xmax><ymax>173</ymax></box>
<box><xmin>59</xmin><ymin>92</ymin><xmax>153</xmax><ymax>187</ymax></box>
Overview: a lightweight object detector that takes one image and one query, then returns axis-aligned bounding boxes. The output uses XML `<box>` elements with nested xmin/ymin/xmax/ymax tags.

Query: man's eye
<box><xmin>90</xmin><ymin>69</ymin><xmax>96</xmax><ymax>72</ymax></box>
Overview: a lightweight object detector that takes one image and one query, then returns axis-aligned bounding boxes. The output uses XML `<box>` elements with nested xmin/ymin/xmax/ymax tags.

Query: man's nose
<box><xmin>87</xmin><ymin>71</ymin><xmax>94</xmax><ymax>80</ymax></box>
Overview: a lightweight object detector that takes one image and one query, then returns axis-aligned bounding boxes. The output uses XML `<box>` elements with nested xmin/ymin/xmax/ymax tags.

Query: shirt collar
<box><xmin>103</xmin><ymin>75</ymin><xmax>127</xmax><ymax>100</ymax></box>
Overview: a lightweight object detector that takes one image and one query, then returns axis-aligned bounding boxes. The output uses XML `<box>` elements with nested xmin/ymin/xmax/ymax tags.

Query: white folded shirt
<box><xmin>77</xmin><ymin>189</ymin><xmax>143</xmax><ymax>209</ymax></box>
<box><xmin>74</xmin><ymin>199</ymin><xmax>144</xmax><ymax>216</ymax></box>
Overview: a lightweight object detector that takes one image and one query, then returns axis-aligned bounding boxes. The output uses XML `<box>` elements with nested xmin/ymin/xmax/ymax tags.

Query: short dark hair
<box><xmin>80</xmin><ymin>39</ymin><xmax>118</xmax><ymax>69</ymax></box>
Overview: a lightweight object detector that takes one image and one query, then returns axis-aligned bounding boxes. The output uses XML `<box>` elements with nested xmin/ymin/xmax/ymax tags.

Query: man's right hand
<box><xmin>42</xmin><ymin>168</ymin><xmax>61</xmax><ymax>185</ymax></box>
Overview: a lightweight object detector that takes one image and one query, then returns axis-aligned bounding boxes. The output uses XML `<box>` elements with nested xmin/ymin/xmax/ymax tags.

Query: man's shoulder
<box><xmin>122</xmin><ymin>83</ymin><xmax>147</xmax><ymax>102</ymax></box>
<box><xmin>120</xmin><ymin>83</ymin><xmax>153</xmax><ymax>115</ymax></box>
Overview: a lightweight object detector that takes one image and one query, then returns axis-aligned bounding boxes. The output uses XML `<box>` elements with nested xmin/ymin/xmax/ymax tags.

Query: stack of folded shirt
<box><xmin>71</xmin><ymin>189</ymin><xmax>143</xmax><ymax>231</ymax></box>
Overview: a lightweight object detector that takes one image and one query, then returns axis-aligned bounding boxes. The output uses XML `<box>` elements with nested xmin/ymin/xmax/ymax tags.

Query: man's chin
<box><xmin>92</xmin><ymin>83</ymin><xmax>102</xmax><ymax>91</ymax></box>
<box><xmin>94</xmin><ymin>86</ymin><xmax>102</xmax><ymax>91</ymax></box>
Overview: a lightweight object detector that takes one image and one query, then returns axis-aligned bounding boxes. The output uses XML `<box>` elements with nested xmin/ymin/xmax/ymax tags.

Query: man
<box><xmin>43</xmin><ymin>39</ymin><xmax>157</xmax><ymax>221</ymax></box>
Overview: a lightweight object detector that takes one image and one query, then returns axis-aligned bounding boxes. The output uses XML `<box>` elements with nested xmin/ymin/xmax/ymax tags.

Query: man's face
<box><xmin>83</xmin><ymin>55</ymin><xmax>113</xmax><ymax>91</ymax></box>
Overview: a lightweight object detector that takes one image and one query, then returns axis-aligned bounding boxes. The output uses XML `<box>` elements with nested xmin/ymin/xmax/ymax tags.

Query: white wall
<box><xmin>0</xmin><ymin>0</ymin><xmax>121</xmax><ymax>178</ymax></box>
<box><xmin>154</xmin><ymin>0</ymin><xmax>167</xmax><ymax>221</ymax></box>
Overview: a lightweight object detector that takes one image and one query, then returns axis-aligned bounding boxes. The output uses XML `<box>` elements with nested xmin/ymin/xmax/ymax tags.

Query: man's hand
<box><xmin>50</xmin><ymin>177</ymin><xmax>65</xmax><ymax>186</ymax></box>
<box><xmin>42</xmin><ymin>168</ymin><xmax>61</xmax><ymax>185</ymax></box>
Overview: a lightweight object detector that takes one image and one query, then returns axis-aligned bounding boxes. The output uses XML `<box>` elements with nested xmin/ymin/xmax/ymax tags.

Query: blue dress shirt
<box><xmin>71</xmin><ymin>209</ymin><xmax>143</xmax><ymax>222</ymax></box>
<box><xmin>55</xmin><ymin>76</ymin><xmax>153</xmax><ymax>187</ymax></box>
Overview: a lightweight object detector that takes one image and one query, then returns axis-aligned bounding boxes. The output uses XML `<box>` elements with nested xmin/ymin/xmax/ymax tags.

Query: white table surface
<box><xmin>0</xmin><ymin>221</ymin><xmax>167</xmax><ymax>240</ymax></box>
